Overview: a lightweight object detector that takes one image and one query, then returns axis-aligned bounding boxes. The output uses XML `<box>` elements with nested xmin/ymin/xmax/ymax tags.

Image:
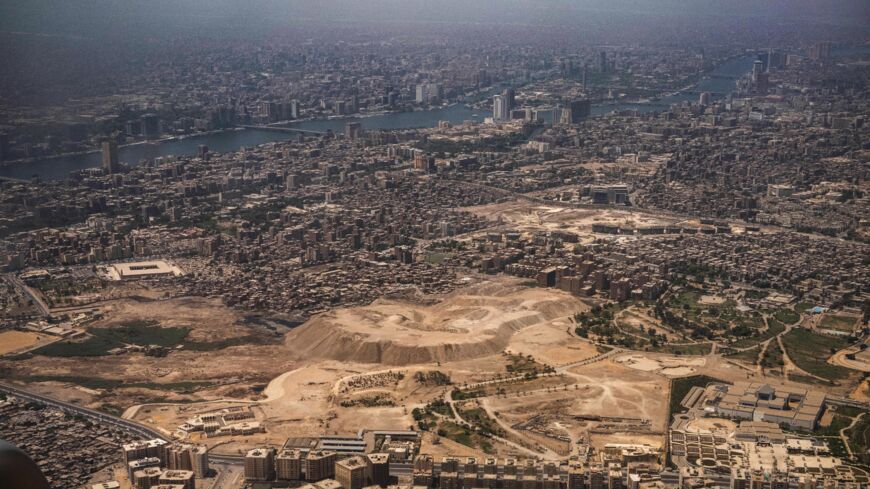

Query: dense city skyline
<box><xmin>0</xmin><ymin>2</ymin><xmax>868</xmax><ymax>489</ymax></box>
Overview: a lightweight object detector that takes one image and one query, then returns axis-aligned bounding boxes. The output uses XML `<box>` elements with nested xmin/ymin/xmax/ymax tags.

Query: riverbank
<box><xmin>0</xmin><ymin>55</ymin><xmax>757</xmax><ymax>181</ymax></box>
<box><xmin>0</xmin><ymin>127</ymin><xmax>250</xmax><ymax>168</ymax></box>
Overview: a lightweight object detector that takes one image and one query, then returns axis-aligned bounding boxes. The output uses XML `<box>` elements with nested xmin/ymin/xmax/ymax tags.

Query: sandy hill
<box><xmin>285</xmin><ymin>281</ymin><xmax>583</xmax><ymax>365</ymax></box>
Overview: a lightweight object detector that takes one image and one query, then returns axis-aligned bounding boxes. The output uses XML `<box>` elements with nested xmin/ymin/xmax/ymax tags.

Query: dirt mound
<box><xmin>285</xmin><ymin>281</ymin><xmax>582</xmax><ymax>366</ymax></box>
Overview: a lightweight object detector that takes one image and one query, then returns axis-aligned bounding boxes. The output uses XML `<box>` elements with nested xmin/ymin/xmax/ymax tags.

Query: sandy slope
<box><xmin>285</xmin><ymin>280</ymin><xmax>584</xmax><ymax>365</ymax></box>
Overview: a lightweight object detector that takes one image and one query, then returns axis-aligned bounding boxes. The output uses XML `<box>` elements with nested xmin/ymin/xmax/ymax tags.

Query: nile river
<box><xmin>1</xmin><ymin>55</ymin><xmax>759</xmax><ymax>181</ymax></box>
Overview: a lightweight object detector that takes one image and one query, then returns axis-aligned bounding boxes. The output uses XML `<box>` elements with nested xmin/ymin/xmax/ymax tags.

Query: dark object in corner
<box><xmin>0</xmin><ymin>439</ymin><xmax>51</xmax><ymax>489</ymax></box>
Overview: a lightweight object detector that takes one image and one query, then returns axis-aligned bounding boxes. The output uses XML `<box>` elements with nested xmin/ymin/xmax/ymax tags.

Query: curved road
<box><xmin>0</xmin><ymin>382</ymin><xmax>166</xmax><ymax>440</ymax></box>
<box><xmin>0</xmin><ymin>382</ymin><xmax>252</xmax><ymax>466</ymax></box>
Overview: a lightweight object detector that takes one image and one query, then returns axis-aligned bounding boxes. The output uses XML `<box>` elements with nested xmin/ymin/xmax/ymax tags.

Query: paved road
<box><xmin>0</xmin><ymin>382</ymin><xmax>271</xmax><ymax>470</ymax></box>
<box><xmin>210</xmin><ymin>463</ymin><xmax>243</xmax><ymax>489</ymax></box>
<box><xmin>0</xmin><ymin>382</ymin><xmax>166</xmax><ymax>440</ymax></box>
<box><xmin>5</xmin><ymin>273</ymin><xmax>51</xmax><ymax>317</ymax></box>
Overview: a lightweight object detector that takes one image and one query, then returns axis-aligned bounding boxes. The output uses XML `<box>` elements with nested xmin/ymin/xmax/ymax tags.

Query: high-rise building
<box><xmin>335</xmin><ymin>100</ymin><xmax>347</xmax><ymax>115</ymax></box>
<box><xmin>132</xmin><ymin>467</ymin><xmax>163</xmax><ymax>489</ymax></box>
<box><xmin>345</xmin><ymin>122</ymin><xmax>362</xmax><ymax>140</ymax></box>
<box><xmin>502</xmin><ymin>88</ymin><xmax>515</xmax><ymax>111</ymax></box>
<box><xmin>752</xmin><ymin>60</ymin><xmax>765</xmax><ymax>80</ymax></box>
<box><xmin>158</xmin><ymin>470</ymin><xmax>195</xmax><ymax>489</ymax></box>
<box><xmin>699</xmin><ymin>92</ymin><xmax>711</xmax><ymax>106</ymax></box>
<box><xmin>415</xmin><ymin>83</ymin><xmax>441</xmax><ymax>104</ymax></box>
<box><xmin>413</xmin><ymin>150</ymin><xmax>435</xmax><ymax>172</ymax></box>
<box><xmin>245</xmin><ymin>448</ymin><xmax>275</xmax><ymax>481</ymax></box>
<box><xmin>304</xmin><ymin>450</ymin><xmax>336</xmax><ymax>481</ymax></box>
<box><xmin>553</xmin><ymin>99</ymin><xmax>592</xmax><ymax>124</ymax></box>
<box><xmin>429</xmin><ymin>84</ymin><xmax>441</xmax><ymax>102</ymax></box>
<box><xmin>477</xmin><ymin>69</ymin><xmax>489</xmax><ymax>88</ymax></box>
<box><xmin>598</xmin><ymin>51</ymin><xmax>608</xmax><ymax>73</ymax></box>
<box><xmin>127</xmin><ymin>457</ymin><xmax>160</xmax><ymax>479</ymax></box>
<box><xmin>336</xmin><ymin>456</ymin><xmax>367</xmax><ymax>489</ymax></box>
<box><xmin>141</xmin><ymin>114</ymin><xmax>160</xmax><ymax>138</ymax></box>
<box><xmin>755</xmin><ymin>72</ymin><xmax>770</xmax><ymax>94</ymax></box>
<box><xmin>122</xmin><ymin>439</ymin><xmax>167</xmax><ymax>464</ymax></box>
<box><xmin>492</xmin><ymin>95</ymin><xmax>510</xmax><ymax>121</ymax></box>
<box><xmin>189</xmin><ymin>446</ymin><xmax>209</xmax><ymax>479</ymax></box>
<box><xmin>276</xmin><ymin>449</ymin><xmax>303</xmax><ymax>480</ymax></box>
<box><xmin>756</xmin><ymin>51</ymin><xmax>770</xmax><ymax>72</ymax></box>
<box><xmin>808</xmin><ymin>41</ymin><xmax>832</xmax><ymax>61</ymax></box>
<box><xmin>366</xmin><ymin>453</ymin><xmax>390</xmax><ymax>487</ymax></box>
<box><xmin>166</xmin><ymin>446</ymin><xmax>192</xmax><ymax>471</ymax></box>
<box><xmin>102</xmin><ymin>140</ymin><xmax>119</xmax><ymax>174</ymax></box>
<box><xmin>0</xmin><ymin>132</ymin><xmax>8</xmax><ymax>161</ymax></box>
<box><xmin>290</xmin><ymin>99</ymin><xmax>299</xmax><ymax>119</ymax></box>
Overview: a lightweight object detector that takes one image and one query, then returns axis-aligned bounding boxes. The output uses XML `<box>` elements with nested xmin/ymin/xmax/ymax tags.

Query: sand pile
<box><xmin>285</xmin><ymin>281</ymin><xmax>582</xmax><ymax>365</ymax></box>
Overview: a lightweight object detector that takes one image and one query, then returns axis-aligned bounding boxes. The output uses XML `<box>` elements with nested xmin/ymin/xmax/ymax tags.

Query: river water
<box><xmin>2</xmin><ymin>54</ymin><xmax>759</xmax><ymax>181</ymax></box>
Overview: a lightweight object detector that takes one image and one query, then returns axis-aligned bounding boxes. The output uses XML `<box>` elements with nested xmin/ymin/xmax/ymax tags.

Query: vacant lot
<box><xmin>0</xmin><ymin>331</ymin><xmax>46</xmax><ymax>355</ymax></box>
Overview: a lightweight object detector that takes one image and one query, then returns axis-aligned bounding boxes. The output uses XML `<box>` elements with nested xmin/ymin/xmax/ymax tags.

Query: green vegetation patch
<box><xmin>760</xmin><ymin>341</ymin><xmax>784</xmax><ymax>371</ymax></box>
<box><xmin>414</xmin><ymin>371</ymin><xmax>452</xmax><ymax>386</ymax></box>
<box><xmin>730</xmin><ymin>318</ymin><xmax>785</xmax><ymax>349</ymax></box>
<box><xmin>436</xmin><ymin>420</ymin><xmax>494</xmax><ymax>453</ymax></box>
<box><xmin>575</xmin><ymin>303</ymin><xmax>650</xmax><ymax>348</ymax></box>
<box><xmin>814</xmin><ymin>413</ymin><xmax>853</xmax><ymax>436</ymax></box>
<box><xmin>724</xmin><ymin>346</ymin><xmax>761</xmax><ymax>365</ymax></box>
<box><xmin>425</xmin><ymin>252</ymin><xmax>452</xmax><ymax>265</ymax></box>
<box><xmin>846</xmin><ymin>413</ymin><xmax>870</xmax><ymax>457</ymax></box>
<box><xmin>658</xmin><ymin>286</ymin><xmax>764</xmax><ymax>342</ymax></box>
<box><xmin>458</xmin><ymin>406</ymin><xmax>505</xmax><ymax>437</ymax></box>
<box><xmin>651</xmin><ymin>343</ymin><xmax>712</xmax><ymax>356</ymax></box>
<box><xmin>34</xmin><ymin>320</ymin><xmax>189</xmax><ymax>357</ymax></box>
<box><xmin>781</xmin><ymin>328</ymin><xmax>854</xmax><ymax>381</ymax></box>
<box><xmin>33</xmin><ymin>319</ymin><xmax>277</xmax><ymax>357</ymax></box>
<box><xmin>773</xmin><ymin>309</ymin><xmax>800</xmax><ymax>325</ymax></box>
<box><xmin>14</xmin><ymin>374</ymin><xmax>213</xmax><ymax>392</ymax></box>
<box><xmin>505</xmin><ymin>354</ymin><xmax>553</xmax><ymax>376</ymax></box>
<box><xmin>820</xmin><ymin>315</ymin><xmax>857</xmax><ymax>332</ymax></box>
<box><xmin>826</xmin><ymin>437</ymin><xmax>848</xmax><ymax>459</ymax></box>
<box><xmin>184</xmin><ymin>334</ymin><xmax>280</xmax><ymax>351</ymax></box>
<box><xmin>451</xmin><ymin>389</ymin><xmax>486</xmax><ymax>401</ymax></box>
<box><xmin>339</xmin><ymin>394</ymin><xmax>395</xmax><ymax>408</ymax></box>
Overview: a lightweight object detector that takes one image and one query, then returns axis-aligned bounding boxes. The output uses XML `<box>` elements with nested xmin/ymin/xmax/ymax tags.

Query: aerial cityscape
<box><xmin>0</xmin><ymin>1</ymin><xmax>869</xmax><ymax>488</ymax></box>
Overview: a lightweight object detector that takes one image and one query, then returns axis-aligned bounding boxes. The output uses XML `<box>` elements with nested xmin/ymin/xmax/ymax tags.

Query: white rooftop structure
<box><xmin>106</xmin><ymin>260</ymin><xmax>183</xmax><ymax>280</ymax></box>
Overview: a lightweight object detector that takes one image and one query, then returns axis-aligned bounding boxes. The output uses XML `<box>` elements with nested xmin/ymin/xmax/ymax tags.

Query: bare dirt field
<box><xmin>463</xmin><ymin>201</ymin><xmax>678</xmax><ymax>239</ymax></box>
<box><xmin>479</xmin><ymin>359</ymin><xmax>669</xmax><ymax>451</ymax></box>
<box><xmin>588</xmin><ymin>432</ymin><xmax>664</xmax><ymax>451</ymax></box>
<box><xmin>91</xmin><ymin>296</ymin><xmax>260</xmax><ymax>342</ymax></box>
<box><xmin>0</xmin><ymin>330</ymin><xmax>52</xmax><ymax>355</ymax></box>
<box><xmin>615</xmin><ymin>353</ymin><xmax>706</xmax><ymax>377</ymax></box>
<box><xmin>0</xmin><ymin>297</ymin><xmax>293</xmax><ymax>413</ymax></box>
<box><xmin>563</xmin><ymin>360</ymin><xmax>668</xmax><ymax>423</ymax></box>
<box><xmin>506</xmin><ymin>321</ymin><xmax>597</xmax><ymax>366</ymax></box>
<box><xmin>6</xmin><ymin>273</ymin><xmax>734</xmax><ymax>458</ymax></box>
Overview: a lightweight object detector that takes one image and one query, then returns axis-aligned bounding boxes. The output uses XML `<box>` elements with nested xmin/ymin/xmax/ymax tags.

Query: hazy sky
<box><xmin>2</xmin><ymin>0</ymin><xmax>869</xmax><ymax>34</ymax></box>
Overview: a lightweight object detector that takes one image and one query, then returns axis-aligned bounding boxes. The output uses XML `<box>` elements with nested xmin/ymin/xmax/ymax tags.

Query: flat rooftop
<box><xmin>107</xmin><ymin>260</ymin><xmax>183</xmax><ymax>280</ymax></box>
